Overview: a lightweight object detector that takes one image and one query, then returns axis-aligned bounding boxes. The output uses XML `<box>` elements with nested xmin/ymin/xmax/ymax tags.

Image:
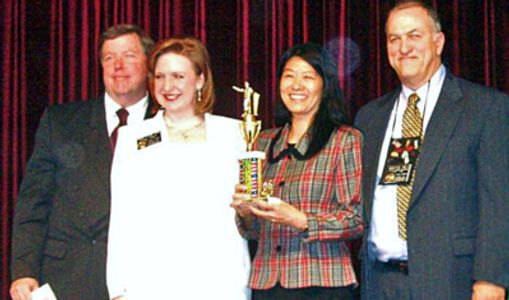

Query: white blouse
<box><xmin>107</xmin><ymin>112</ymin><xmax>251</xmax><ymax>300</ymax></box>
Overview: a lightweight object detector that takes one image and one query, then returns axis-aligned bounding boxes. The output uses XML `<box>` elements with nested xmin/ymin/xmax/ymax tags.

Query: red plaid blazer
<box><xmin>236</xmin><ymin>124</ymin><xmax>363</xmax><ymax>289</ymax></box>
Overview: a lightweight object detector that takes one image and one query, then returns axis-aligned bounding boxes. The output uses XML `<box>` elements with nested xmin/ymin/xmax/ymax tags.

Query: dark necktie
<box><xmin>397</xmin><ymin>93</ymin><xmax>421</xmax><ymax>240</ymax></box>
<box><xmin>111</xmin><ymin>108</ymin><xmax>129</xmax><ymax>152</ymax></box>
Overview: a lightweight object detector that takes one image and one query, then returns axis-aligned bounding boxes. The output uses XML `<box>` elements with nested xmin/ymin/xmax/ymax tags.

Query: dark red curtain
<box><xmin>2</xmin><ymin>1</ymin><xmax>508</xmax><ymax>298</ymax></box>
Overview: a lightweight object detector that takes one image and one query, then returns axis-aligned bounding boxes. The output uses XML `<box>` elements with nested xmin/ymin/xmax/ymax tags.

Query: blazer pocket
<box><xmin>43</xmin><ymin>238</ymin><xmax>68</xmax><ymax>259</ymax></box>
<box><xmin>452</xmin><ymin>237</ymin><xmax>475</xmax><ymax>256</ymax></box>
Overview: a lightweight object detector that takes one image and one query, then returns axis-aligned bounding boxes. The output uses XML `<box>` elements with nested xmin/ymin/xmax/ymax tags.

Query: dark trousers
<box><xmin>368</xmin><ymin>260</ymin><xmax>412</xmax><ymax>300</ymax></box>
<box><xmin>252</xmin><ymin>283</ymin><xmax>355</xmax><ymax>300</ymax></box>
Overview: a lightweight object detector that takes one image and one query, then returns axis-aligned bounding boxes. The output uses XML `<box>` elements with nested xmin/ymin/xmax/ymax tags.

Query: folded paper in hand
<box><xmin>31</xmin><ymin>283</ymin><xmax>57</xmax><ymax>300</ymax></box>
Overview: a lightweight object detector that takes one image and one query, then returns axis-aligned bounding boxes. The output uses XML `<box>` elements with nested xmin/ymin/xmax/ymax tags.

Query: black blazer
<box><xmin>355</xmin><ymin>72</ymin><xmax>509</xmax><ymax>299</ymax></box>
<box><xmin>11</xmin><ymin>96</ymin><xmax>153</xmax><ymax>299</ymax></box>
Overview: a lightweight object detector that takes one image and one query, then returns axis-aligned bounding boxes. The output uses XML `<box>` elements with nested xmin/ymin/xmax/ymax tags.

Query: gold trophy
<box><xmin>233</xmin><ymin>82</ymin><xmax>271</xmax><ymax>201</ymax></box>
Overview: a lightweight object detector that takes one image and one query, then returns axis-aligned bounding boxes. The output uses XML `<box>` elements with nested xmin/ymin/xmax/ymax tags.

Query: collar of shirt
<box><xmin>104</xmin><ymin>92</ymin><xmax>149</xmax><ymax>136</ymax></box>
<box><xmin>368</xmin><ymin>65</ymin><xmax>446</xmax><ymax>262</ymax></box>
<box><xmin>268</xmin><ymin>123</ymin><xmax>310</xmax><ymax>162</ymax></box>
<box><xmin>397</xmin><ymin>64</ymin><xmax>446</xmax><ymax>136</ymax></box>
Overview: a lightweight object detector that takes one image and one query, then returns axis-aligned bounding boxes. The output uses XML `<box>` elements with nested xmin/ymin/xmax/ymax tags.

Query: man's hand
<box><xmin>10</xmin><ymin>277</ymin><xmax>39</xmax><ymax>300</ymax></box>
<box><xmin>472</xmin><ymin>280</ymin><xmax>506</xmax><ymax>300</ymax></box>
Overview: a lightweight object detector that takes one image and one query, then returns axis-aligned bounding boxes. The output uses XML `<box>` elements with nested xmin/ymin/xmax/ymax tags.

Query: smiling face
<box><xmin>279</xmin><ymin>56</ymin><xmax>324</xmax><ymax>123</ymax></box>
<box><xmin>386</xmin><ymin>6</ymin><xmax>444</xmax><ymax>90</ymax></box>
<box><xmin>101</xmin><ymin>33</ymin><xmax>149</xmax><ymax>107</ymax></box>
<box><xmin>153</xmin><ymin>52</ymin><xmax>204</xmax><ymax>120</ymax></box>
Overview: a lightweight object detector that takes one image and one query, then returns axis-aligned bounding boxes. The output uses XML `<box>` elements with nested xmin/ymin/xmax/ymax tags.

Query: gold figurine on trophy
<box><xmin>233</xmin><ymin>82</ymin><xmax>261</xmax><ymax>151</ymax></box>
<box><xmin>233</xmin><ymin>82</ymin><xmax>272</xmax><ymax>201</ymax></box>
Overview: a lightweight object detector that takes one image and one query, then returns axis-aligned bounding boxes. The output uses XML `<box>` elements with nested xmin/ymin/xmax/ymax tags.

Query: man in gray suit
<box><xmin>9</xmin><ymin>24</ymin><xmax>154</xmax><ymax>300</ymax></box>
<box><xmin>355</xmin><ymin>1</ymin><xmax>509</xmax><ymax>299</ymax></box>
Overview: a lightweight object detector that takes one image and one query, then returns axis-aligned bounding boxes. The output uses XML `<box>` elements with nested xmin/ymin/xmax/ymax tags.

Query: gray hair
<box><xmin>386</xmin><ymin>0</ymin><xmax>442</xmax><ymax>33</ymax></box>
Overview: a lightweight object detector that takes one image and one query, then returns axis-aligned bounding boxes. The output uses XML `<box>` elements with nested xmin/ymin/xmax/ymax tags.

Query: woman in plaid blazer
<box><xmin>232</xmin><ymin>43</ymin><xmax>363</xmax><ymax>300</ymax></box>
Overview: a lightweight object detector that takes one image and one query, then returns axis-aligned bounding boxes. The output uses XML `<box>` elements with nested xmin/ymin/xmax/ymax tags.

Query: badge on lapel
<box><xmin>137</xmin><ymin>132</ymin><xmax>162</xmax><ymax>150</ymax></box>
<box><xmin>379</xmin><ymin>137</ymin><xmax>421</xmax><ymax>185</ymax></box>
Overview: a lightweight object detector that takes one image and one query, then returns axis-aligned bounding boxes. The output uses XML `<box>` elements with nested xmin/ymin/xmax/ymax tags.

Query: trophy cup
<box><xmin>233</xmin><ymin>82</ymin><xmax>271</xmax><ymax>201</ymax></box>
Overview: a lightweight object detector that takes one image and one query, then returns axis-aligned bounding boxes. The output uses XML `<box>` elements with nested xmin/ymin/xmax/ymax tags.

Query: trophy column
<box><xmin>239</xmin><ymin>151</ymin><xmax>265</xmax><ymax>199</ymax></box>
<box><xmin>233</xmin><ymin>82</ymin><xmax>269</xmax><ymax>201</ymax></box>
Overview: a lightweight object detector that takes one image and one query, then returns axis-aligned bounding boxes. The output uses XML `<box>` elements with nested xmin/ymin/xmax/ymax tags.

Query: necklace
<box><xmin>164</xmin><ymin>116</ymin><xmax>206</xmax><ymax>142</ymax></box>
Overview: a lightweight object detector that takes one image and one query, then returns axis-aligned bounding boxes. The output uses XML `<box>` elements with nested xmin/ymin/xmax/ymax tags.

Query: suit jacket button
<box><xmin>91</xmin><ymin>239</ymin><xmax>97</xmax><ymax>245</ymax></box>
<box><xmin>275</xmin><ymin>245</ymin><xmax>282</xmax><ymax>252</ymax></box>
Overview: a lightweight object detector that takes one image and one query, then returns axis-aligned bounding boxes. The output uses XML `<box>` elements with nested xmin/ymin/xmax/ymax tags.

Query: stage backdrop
<box><xmin>1</xmin><ymin>0</ymin><xmax>508</xmax><ymax>298</ymax></box>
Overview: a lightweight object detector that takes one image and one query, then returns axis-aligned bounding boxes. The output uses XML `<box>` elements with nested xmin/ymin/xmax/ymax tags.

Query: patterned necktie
<box><xmin>397</xmin><ymin>93</ymin><xmax>421</xmax><ymax>240</ymax></box>
<box><xmin>111</xmin><ymin>108</ymin><xmax>129</xmax><ymax>152</ymax></box>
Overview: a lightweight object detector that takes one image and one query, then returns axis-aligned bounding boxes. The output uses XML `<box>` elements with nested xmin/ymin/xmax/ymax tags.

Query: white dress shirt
<box><xmin>104</xmin><ymin>92</ymin><xmax>149</xmax><ymax>136</ymax></box>
<box><xmin>368</xmin><ymin>65</ymin><xmax>446</xmax><ymax>262</ymax></box>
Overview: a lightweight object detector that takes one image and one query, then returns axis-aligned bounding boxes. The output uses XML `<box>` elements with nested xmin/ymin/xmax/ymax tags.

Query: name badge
<box><xmin>137</xmin><ymin>132</ymin><xmax>162</xmax><ymax>150</ymax></box>
<box><xmin>379</xmin><ymin>137</ymin><xmax>421</xmax><ymax>185</ymax></box>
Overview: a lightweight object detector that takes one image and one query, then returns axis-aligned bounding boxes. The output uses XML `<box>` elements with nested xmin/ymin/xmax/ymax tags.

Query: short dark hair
<box><xmin>99</xmin><ymin>24</ymin><xmax>154</xmax><ymax>61</ymax></box>
<box><xmin>274</xmin><ymin>42</ymin><xmax>350</xmax><ymax>159</ymax></box>
<box><xmin>387</xmin><ymin>0</ymin><xmax>442</xmax><ymax>33</ymax></box>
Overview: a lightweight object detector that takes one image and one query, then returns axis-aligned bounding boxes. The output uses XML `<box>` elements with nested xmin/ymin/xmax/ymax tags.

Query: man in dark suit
<box><xmin>355</xmin><ymin>1</ymin><xmax>509</xmax><ymax>299</ymax></box>
<box><xmin>9</xmin><ymin>24</ymin><xmax>154</xmax><ymax>300</ymax></box>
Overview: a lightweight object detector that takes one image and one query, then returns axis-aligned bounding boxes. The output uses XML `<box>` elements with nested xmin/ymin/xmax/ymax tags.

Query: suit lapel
<box><xmin>90</xmin><ymin>96</ymin><xmax>112</xmax><ymax>153</ymax></box>
<box><xmin>363</xmin><ymin>89</ymin><xmax>400</xmax><ymax>223</ymax></box>
<box><xmin>89</xmin><ymin>97</ymin><xmax>114</xmax><ymax>196</ymax></box>
<box><xmin>89</xmin><ymin>95</ymin><xmax>155</xmax><ymax>151</ymax></box>
<box><xmin>410</xmin><ymin>73</ymin><xmax>464</xmax><ymax>207</ymax></box>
